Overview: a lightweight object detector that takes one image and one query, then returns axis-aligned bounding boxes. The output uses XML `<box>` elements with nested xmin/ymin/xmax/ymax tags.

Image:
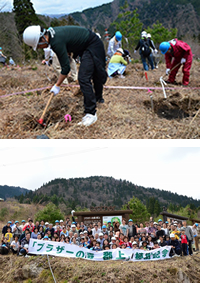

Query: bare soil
<box><xmin>0</xmin><ymin>61</ymin><xmax>200</xmax><ymax>139</ymax></box>
<box><xmin>0</xmin><ymin>252</ymin><xmax>199</xmax><ymax>283</ymax></box>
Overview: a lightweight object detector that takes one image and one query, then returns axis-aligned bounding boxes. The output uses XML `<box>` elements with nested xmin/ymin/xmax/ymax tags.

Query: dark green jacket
<box><xmin>48</xmin><ymin>26</ymin><xmax>90</xmax><ymax>75</ymax></box>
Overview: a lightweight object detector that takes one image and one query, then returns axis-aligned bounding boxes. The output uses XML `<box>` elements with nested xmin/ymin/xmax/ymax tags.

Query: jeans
<box><xmin>140</xmin><ymin>53</ymin><xmax>154</xmax><ymax>71</ymax></box>
<box><xmin>19</xmin><ymin>248</ymin><xmax>27</xmax><ymax>256</ymax></box>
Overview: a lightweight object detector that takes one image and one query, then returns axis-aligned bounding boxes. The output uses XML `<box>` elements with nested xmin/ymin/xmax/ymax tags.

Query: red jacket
<box><xmin>22</xmin><ymin>223</ymin><xmax>35</xmax><ymax>231</ymax></box>
<box><xmin>165</xmin><ymin>39</ymin><xmax>192</xmax><ymax>68</ymax></box>
<box><xmin>181</xmin><ymin>234</ymin><xmax>188</xmax><ymax>244</ymax></box>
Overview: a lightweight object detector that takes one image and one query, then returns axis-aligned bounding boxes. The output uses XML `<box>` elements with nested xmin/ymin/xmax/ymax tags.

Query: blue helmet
<box><xmin>159</xmin><ymin>42</ymin><xmax>170</xmax><ymax>54</ymax></box>
<box><xmin>195</xmin><ymin>223</ymin><xmax>198</xmax><ymax>226</ymax></box>
<box><xmin>115</xmin><ymin>31</ymin><xmax>122</xmax><ymax>42</ymax></box>
<box><xmin>0</xmin><ymin>47</ymin><xmax>2</xmax><ymax>50</ymax></box>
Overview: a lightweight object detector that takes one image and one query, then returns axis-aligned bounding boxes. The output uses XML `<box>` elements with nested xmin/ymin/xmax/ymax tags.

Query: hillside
<box><xmin>1</xmin><ymin>61</ymin><xmax>200</xmax><ymax>139</ymax></box>
<box><xmin>0</xmin><ymin>12</ymin><xmax>22</xmax><ymax>61</ymax></box>
<box><xmin>17</xmin><ymin>176</ymin><xmax>200</xmax><ymax>210</ymax></box>
<box><xmin>0</xmin><ymin>185</ymin><xmax>30</xmax><ymax>200</ymax></box>
<box><xmin>0</xmin><ymin>199</ymin><xmax>44</xmax><ymax>224</ymax></box>
<box><xmin>70</xmin><ymin>0</ymin><xmax>200</xmax><ymax>36</ymax></box>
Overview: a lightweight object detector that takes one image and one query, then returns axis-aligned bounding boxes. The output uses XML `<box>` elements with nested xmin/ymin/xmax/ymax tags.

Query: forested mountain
<box><xmin>1</xmin><ymin>0</ymin><xmax>200</xmax><ymax>62</ymax></box>
<box><xmin>0</xmin><ymin>185</ymin><xmax>30</xmax><ymax>200</ymax></box>
<box><xmin>69</xmin><ymin>0</ymin><xmax>200</xmax><ymax>36</ymax></box>
<box><xmin>15</xmin><ymin>176</ymin><xmax>200</xmax><ymax>211</ymax></box>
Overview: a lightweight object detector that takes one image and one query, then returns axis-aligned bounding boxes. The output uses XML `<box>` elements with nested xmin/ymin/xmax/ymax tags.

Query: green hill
<box><xmin>16</xmin><ymin>176</ymin><xmax>200</xmax><ymax>211</ymax></box>
<box><xmin>69</xmin><ymin>0</ymin><xmax>200</xmax><ymax>36</ymax></box>
<box><xmin>0</xmin><ymin>185</ymin><xmax>30</xmax><ymax>200</ymax></box>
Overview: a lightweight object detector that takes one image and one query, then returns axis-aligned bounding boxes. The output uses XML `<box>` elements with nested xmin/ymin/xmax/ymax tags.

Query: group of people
<box><xmin>106</xmin><ymin>30</ymin><xmax>192</xmax><ymax>87</ymax></box>
<box><xmin>22</xmin><ymin>25</ymin><xmax>193</xmax><ymax>127</ymax></box>
<box><xmin>1</xmin><ymin>216</ymin><xmax>199</xmax><ymax>258</ymax></box>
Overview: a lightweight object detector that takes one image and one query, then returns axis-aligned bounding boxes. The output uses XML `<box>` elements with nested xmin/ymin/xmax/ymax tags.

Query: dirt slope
<box><xmin>0</xmin><ymin>252</ymin><xmax>199</xmax><ymax>283</ymax></box>
<box><xmin>0</xmin><ymin>61</ymin><xmax>200</xmax><ymax>139</ymax></box>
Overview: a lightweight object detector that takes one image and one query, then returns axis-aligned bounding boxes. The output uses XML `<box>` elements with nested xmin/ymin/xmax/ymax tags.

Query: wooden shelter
<box><xmin>73</xmin><ymin>206</ymin><xmax>132</xmax><ymax>225</ymax></box>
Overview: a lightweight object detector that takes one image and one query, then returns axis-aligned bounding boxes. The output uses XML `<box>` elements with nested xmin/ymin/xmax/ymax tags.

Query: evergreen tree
<box><xmin>154</xmin><ymin>200</ymin><xmax>161</xmax><ymax>216</ymax></box>
<box><xmin>51</xmin><ymin>194</ymin><xmax>59</xmax><ymax>206</ymax></box>
<box><xmin>148</xmin><ymin>197</ymin><xmax>155</xmax><ymax>215</ymax></box>
<box><xmin>35</xmin><ymin>203</ymin><xmax>64</xmax><ymax>223</ymax></box>
<box><xmin>111</xmin><ymin>1</ymin><xmax>143</xmax><ymax>49</ymax></box>
<box><xmin>13</xmin><ymin>0</ymin><xmax>44</xmax><ymax>36</ymax></box>
<box><xmin>122</xmin><ymin>196</ymin><xmax>150</xmax><ymax>223</ymax></box>
<box><xmin>146</xmin><ymin>21</ymin><xmax>177</xmax><ymax>46</ymax></box>
<box><xmin>19</xmin><ymin>194</ymin><xmax>24</xmax><ymax>203</ymax></box>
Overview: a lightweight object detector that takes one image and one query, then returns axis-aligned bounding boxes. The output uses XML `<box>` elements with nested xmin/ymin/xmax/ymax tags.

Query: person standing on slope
<box><xmin>23</xmin><ymin>25</ymin><xmax>107</xmax><ymax>127</ymax></box>
<box><xmin>159</xmin><ymin>39</ymin><xmax>192</xmax><ymax>86</ymax></box>
<box><xmin>134</xmin><ymin>31</ymin><xmax>157</xmax><ymax>71</ymax></box>
<box><xmin>107</xmin><ymin>31</ymin><xmax>123</xmax><ymax>58</ymax></box>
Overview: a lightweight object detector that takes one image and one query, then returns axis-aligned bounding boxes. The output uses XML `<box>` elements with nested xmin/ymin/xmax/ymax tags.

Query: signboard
<box><xmin>83</xmin><ymin>216</ymin><xmax>101</xmax><ymax>225</ymax></box>
<box><xmin>103</xmin><ymin>215</ymin><xmax>122</xmax><ymax>226</ymax></box>
<box><xmin>28</xmin><ymin>239</ymin><xmax>171</xmax><ymax>262</ymax></box>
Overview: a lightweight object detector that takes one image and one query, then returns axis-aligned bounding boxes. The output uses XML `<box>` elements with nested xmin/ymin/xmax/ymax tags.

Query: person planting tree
<box><xmin>159</xmin><ymin>39</ymin><xmax>193</xmax><ymax>86</ymax></box>
<box><xmin>23</xmin><ymin>25</ymin><xmax>107</xmax><ymax>127</ymax></box>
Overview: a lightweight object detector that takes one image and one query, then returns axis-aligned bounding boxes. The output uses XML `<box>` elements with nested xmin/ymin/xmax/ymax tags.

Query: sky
<box><xmin>0</xmin><ymin>140</ymin><xmax>200</xmax><ymax>200</ymax></box>
<box><xmin>4</xmin><ymin>0</ymin><xmax>113</xmax><ymax>14</ymax></box>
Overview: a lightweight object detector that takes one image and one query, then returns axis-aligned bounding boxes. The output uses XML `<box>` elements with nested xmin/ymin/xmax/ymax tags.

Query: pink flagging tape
<box><xmin>1</xmin><ymin>84</ymin><xmax>200</xmax><ymax>98</ymax></box>
<box><xmin>104</xmin><ymin>85</ymin><xmax>200</xmax><ymax>90</ymax></box>
<box><xmin>0</xmin><ymin>86</ymin><xmax>52</xmax><ymax>98</ymax></box>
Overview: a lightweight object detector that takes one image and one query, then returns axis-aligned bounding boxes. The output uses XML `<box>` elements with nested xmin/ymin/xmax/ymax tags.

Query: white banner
<box><xmin>28</xmin><ymin>239</ymin><xmax>171</xmax><ymax>261</ymax></box>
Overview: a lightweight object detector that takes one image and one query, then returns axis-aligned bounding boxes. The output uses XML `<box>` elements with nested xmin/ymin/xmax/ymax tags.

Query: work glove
<box><xmin>166</xmin><ymin>68</ymin><xmax>170</xmax><ymax>75</ymax></box>
<box><xmin>134</xmin><ymin>50</ymin><xmax>137</xmax><ymax>53</ymax></box>
<box><xmin>154</xmin><ymin>49</ymin><xmax>158</xmax><ymax>54</ymax></box>
<box><xmin>50</xmin><ymin>84</ymin><xmax>60</xmax><ymax>96</ymax></box>
<box><xmin>42</xmin><ymin>60</ymin><xmax>49</xmax><ymax>65</ymax></box>
<box><xmin>181</xmin><ymin>58</ymin><xmax>186</xmax><ymax>64</ymax></box>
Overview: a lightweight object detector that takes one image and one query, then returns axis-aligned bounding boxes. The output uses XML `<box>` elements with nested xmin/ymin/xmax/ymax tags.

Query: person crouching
<box><xmin>107</xmin><ymin>48</ymin><xmax>128</xmax><ymax>78</ymax></box>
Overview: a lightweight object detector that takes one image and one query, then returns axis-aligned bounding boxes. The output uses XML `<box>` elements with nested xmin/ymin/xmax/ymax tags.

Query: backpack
<box><xmin>140</xmin><ymin>39</ymin><xmax>151</xmax><ymax>57</ymax></box>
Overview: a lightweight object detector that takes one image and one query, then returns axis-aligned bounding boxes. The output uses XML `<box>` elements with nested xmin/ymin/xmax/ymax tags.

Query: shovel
<box><xmin>160</xmin><ymin>62</ymin><xmax>181</xmax><ymax>99</ymax></box>
<box><xmin>160</xmin><ymin>62</ymin><xmax>181</xmax><ymax>81</ymax></box>
<box><xmin>37</xmin><ymin>92</ymin><xmax>54</xmax><ymax>126</ymax></box>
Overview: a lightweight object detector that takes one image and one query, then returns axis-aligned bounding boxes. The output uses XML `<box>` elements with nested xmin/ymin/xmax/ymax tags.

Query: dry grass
<box><xmin>0</xmin><ymin>252</ymin><xmax>200</xmax><ymax>282</ymax></box>
<box><xmin>0</xmin><ymin>61</ymin><xmax>200</xmax><ymax>139</ymax></box>
<box><xmin>0</xmin><ymin>200</ymin><xmax>44</xmax><ymax>231</ymax></box>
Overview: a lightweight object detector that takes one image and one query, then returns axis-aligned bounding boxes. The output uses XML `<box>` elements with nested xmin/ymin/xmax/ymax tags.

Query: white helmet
<box><xmin>96</xmin><ymin>33</ymin><xmax>101</xmax><ymax>39</ymax></box>
<box><xmin>23</xmin><ymin>25</ymin><xmax>46</xmax><ymax>51</ymax></box>
<box><xmin>117</xmin><ymin>48</ymin><xmax>124</xmax><ymax>55</ymax></box>
<box><xmin>147</xmin><ymin>33</ymin><xmax>151</xmax><ymax>38</ymax></box>
<box><xmin>141</xmin><ymin>31</ymin><xmax>147</xmax><ymax>38</ymax></box>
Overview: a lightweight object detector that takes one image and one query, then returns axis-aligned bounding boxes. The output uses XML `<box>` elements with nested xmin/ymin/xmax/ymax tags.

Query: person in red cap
<box><xmin>159</xmin><ymin>39</ymin><xmax>193</xmax><ymax>86</ymax></box>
